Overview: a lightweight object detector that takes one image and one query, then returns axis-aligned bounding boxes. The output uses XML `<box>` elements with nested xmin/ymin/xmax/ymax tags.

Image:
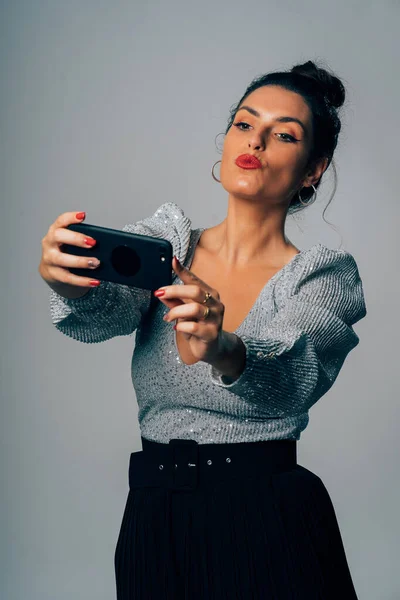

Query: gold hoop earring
<box><xmin>298</xmin><ymin>184</ymin><xmax>317</xmax><ymax>206</ymax></box>
<box><xmin>212</xmin><ymin>160</ymin><xmax>221</xmax><ymax>183</ymax></box>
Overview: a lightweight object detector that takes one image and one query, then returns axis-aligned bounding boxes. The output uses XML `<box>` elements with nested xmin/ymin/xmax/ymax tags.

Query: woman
<box><xmin>40</xmin><ymin>60</ymin><xmax>367</xmax><ymax>598</ymax></box>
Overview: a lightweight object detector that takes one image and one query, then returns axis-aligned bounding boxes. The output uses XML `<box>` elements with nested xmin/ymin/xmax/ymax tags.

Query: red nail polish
<box><xmin>154</xmin><ymin>290</ymin><xmax>165</xmax><ymax>297</ymax></box>
<box><xmin>173</xmin><ymin>325</ymin><xmax>177</xmax><ymax>330</ymax></box>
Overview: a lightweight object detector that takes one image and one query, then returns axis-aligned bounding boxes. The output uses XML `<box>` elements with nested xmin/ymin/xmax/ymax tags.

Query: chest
<box><xmin>174</xmin><ymin>247</ymin><xmax>282</xmax><ymax>365</ymax></box>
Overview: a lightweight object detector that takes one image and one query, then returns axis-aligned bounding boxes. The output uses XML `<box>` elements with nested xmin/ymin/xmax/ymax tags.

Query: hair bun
<box><xmin>291</xmin><ymin>60</ymin><xmax>345</xmax><ymax>109</ymax></box>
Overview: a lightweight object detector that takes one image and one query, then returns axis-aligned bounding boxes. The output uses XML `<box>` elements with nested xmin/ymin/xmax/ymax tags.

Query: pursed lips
<box><xmin>235</xmin><ymin>154</ymin><xmax>262</xmax><ymax>169</ymax></box>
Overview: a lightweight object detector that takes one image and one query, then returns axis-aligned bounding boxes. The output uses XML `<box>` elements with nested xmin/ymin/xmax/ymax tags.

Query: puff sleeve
<box><xmin>49</xmin><ymin>202</ymin><xmax>192</xmax><ymax>343</ymax></box>
<box><xmin>209</xmin><ymin>245</ymin><xmax>367</xmax><ymax>417</ymax></box>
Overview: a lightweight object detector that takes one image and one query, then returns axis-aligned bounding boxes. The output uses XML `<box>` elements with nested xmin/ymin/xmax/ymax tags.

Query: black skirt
<box><xmin>114</xmin><ymin>436</ymin><xmax>358</xmax><ymax>599</ymax></box>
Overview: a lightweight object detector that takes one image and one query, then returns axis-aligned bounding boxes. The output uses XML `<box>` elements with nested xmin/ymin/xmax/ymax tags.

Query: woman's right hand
<box><xmin>38</xmin><ymin>211</ymin><xmax>101</xmax><ymax>289</ymax></box>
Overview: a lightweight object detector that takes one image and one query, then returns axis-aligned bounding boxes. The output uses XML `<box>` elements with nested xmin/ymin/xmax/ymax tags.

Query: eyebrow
<box><xmin>236</xmin><ymin>105</ymin><xmax>307</xmax><ymax>135</ymax></box>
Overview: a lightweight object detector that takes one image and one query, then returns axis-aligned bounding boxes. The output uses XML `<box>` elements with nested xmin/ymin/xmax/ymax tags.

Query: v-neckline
<box><xmin>176</xmin><ymin>227</ymin><xmax>311</xmax><ymax>336</ymax></box>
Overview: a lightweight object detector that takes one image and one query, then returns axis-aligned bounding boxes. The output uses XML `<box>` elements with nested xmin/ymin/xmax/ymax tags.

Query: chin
<box><xmin>222</xmin><ymin>180</ymin><xmax>264</xmax><ymax>198</ymax></box>
<box><xmin>225</xmin><ymin>189</ymin><xmax>266</xmax><ymax>203</ymax></box>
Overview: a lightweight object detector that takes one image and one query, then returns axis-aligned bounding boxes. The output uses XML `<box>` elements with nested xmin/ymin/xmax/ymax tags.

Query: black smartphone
<box><xmin>62</xmin><ymin>222</ymin><xmax>173</xmax><ymax>290</ymax></box>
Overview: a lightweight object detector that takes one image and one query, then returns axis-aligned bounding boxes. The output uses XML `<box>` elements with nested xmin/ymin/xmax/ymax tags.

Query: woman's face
<box><xmin>220</xmin><ymin>85</ymin><xmax>315</xmax><ymax>204</ymax></box>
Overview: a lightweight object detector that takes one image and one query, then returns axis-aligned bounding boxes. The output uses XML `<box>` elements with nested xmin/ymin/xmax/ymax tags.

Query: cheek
<box><xmin>220</xmin><ymin>149</ymin><xmax>232</xmax><ymax>177</ymax></box>
<box><xmin>269</xmin><ymin>148</ymin><xmax>306</xmax><ymax>176</ymax></box>
<box><xmin>220</xmin><ymin>133</ymin><xmax>240</xmax><ymax>167</ymax></box>
<box><xmin>222</xmin><ymin>131</ymin><xmax>237</xmax><ymax>155</ymax></box>
<box><xmin>219</xmin><ymin>158</ymin><xmax>228</xmax><ymax>183</ymax></box>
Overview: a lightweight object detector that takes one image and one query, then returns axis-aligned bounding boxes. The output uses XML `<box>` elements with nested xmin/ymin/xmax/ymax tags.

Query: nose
<box><xmin>247</xmin><ymin>131</ymin><xmax>265</xmax><ymax>152</ymax></box>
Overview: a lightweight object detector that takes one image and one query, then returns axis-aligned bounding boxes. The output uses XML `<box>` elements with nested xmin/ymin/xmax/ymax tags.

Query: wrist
<box><xmin>208</xmin><ymin>331</ymin><xmax>246</xmax><ymax>380</ymax></box>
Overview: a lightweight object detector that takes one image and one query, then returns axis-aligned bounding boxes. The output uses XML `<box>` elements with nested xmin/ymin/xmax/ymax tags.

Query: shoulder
<box><xmin>295</xmin><ymin>243</ymin><xmax>363</xmax><ymax>282</ymax></box>
<box><xmin>122</xmin><ymin>202</ymin><xmax>193</xmax><ymax>264</ymax></box>
<box><xmin>278</xmin><ymin>243</ymin><xmax>366</xmax><ymax>324</ymax></box>
<box><xmin>277</xmin><ymin>243</ymin><xmax>361</xmax><ymax>293</ymax></box>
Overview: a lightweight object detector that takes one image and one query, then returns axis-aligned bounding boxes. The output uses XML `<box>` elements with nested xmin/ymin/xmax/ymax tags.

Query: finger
<box><xmin>174</xmin><ymin>320</ymin><xmax>214</xmax><ymax>341</ymax></box>
<box><xmin>157</xmin><ymin>284</ymin><xmax>216</xmax><ymax>305</ymax></box>
<box><xmin>164</xmin><ymin>302</ymin><xmax>211</xmax><ymax>323</ymax></box>
<box><xmin>47</xmin><ymin>245</ymin><xmax>101</xmax><ymax>271</ymax></box>
<box><xmin>52</xmin><ymin>226</ymin><xmax>97</xmax><ymax>250</ymax></box>
<box><xmin>172</xmin><ymin>256</ymin><xmax>214</xmax><ymax>292</ymax></box>
<box><xmin>45</xmin><ymin>264</ymin><xmax>101</xmax><ymax>288</ymax></box>
<box><xmin>155</xmin><ymin>295</ymin><xmax>182</xmax><ymax>310</ymax></box>
<box><xmin>51</xmin><ymin>211</ymin><xmax>87</xmax><ymax>231</ymax></box>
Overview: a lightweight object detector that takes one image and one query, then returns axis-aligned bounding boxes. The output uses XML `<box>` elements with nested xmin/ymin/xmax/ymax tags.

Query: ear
<box><xmin>302</xmin><ymin>156</ymin><xmax>329</xmax><ymax>188</ymax></box>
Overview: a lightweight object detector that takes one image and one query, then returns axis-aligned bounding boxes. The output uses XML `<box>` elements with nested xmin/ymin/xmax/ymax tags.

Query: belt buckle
<box><xmin>169</xmin><ymin>438</ymin><xmax>199</xmax><ymax>491</ymax></box>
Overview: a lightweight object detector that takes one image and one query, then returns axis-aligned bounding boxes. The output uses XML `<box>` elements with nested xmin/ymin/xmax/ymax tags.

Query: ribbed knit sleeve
<box><xmin>209</xmin><ymin>245</ymin><xmax>367</xmax><ymax>417</ymax></box>
<box><xmin>49</xmin><ymin>202</ymin><xmax>192</xmax><ymax>343</ymax></box>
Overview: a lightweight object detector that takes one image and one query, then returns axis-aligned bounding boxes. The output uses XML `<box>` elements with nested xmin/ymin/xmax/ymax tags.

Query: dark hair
<box><xmin>222</xmin><ymin>60</ymin><xmax>346</xmax><ymax>224</ymax></box>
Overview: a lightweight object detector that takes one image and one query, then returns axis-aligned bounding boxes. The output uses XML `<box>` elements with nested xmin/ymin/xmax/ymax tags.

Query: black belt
<box><xmin>128</xmin><ymin>437</ymin><xmax>298</xmax><ymax>492</ymax></box>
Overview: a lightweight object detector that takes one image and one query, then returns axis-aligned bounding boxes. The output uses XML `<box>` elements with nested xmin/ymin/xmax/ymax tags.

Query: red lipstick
<box><xmin>235</xmin><ymin>154</ymin><xmax>262</xmax><ymax>169</ymax></box>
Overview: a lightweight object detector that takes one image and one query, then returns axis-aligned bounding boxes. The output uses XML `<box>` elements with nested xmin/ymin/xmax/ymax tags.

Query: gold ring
<box><xmin>203</xmin><ymin>292</ymin><xmax>212</xmax><ymax>304</ymax></box>
<box><xmin>203</xmin><ymin>306</ymin><xmax>210</xmax><ymax>320</ymax></box>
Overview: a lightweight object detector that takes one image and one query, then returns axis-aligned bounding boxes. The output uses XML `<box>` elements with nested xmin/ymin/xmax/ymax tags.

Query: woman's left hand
<box><xmin>154</xmin><ymin>256</ymin><xmax>225</xmax><ymax>364</ymax></box>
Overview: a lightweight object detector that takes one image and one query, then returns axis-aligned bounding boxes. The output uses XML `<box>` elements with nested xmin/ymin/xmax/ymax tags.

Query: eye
<box><xmin>234</xmin><ymin>121</ymin><xmax>251</xmax><ymax>131</ymax></box>
<box><xmin>276</xmin><ymin>133</ymin><xmax>297</xmax><ymax>143</ymax></box>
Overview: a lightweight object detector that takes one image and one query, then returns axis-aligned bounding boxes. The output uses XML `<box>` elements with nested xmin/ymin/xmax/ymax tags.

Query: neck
<box><xmin>208</xmin><ymin>195</ymin><xmax>292</xmax><ymax>269</ymax></box>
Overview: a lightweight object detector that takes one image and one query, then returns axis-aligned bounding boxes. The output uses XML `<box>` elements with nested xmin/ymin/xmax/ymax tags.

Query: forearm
<box><xmin>207</xmin><ymin>331</ymin><xmax>246</xmax><ymax>382</ymax></box>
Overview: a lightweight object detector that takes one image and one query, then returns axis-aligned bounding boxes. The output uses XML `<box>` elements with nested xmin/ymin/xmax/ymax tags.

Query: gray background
<box><xmin>1</xmin><ymin>1</ymin><xmax>399</xmax><ymax>598</ymax></box>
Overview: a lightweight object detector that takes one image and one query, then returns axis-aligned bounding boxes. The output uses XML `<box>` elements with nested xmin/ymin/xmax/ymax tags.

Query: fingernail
<box><xmin>88</xmin><ymin>259</ymin><xmax>100</xmax><ymax>268</ymax></box>
<box><xmin>154</xmin><ymin>290</ymin><xmax>165</xmax><ymax>297</ymax></box>
<box><xmin>76</xmin><ymin>212</ymin><xmax>86</xmax><ymax>220</ymax></box>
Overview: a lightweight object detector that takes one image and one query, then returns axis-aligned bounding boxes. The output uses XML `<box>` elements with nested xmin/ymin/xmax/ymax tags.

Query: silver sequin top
<box><xmin>49</xmin><ymin>202</ymin><xmax>367</xmax><ymax>443</ymax></box>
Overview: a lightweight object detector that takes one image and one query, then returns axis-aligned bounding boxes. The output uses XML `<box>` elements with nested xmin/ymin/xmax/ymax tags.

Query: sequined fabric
<box><xmin>49</xmin><ymin>202</ymin><xmax>367</xmax><ymax>443</ymax></box>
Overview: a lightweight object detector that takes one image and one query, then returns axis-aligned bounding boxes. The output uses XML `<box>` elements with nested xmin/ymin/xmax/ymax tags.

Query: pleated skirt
<box><xmin>114</xmin><ymin>436</ymin><xmax>359</xmax><ymax>599</ymax></box>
